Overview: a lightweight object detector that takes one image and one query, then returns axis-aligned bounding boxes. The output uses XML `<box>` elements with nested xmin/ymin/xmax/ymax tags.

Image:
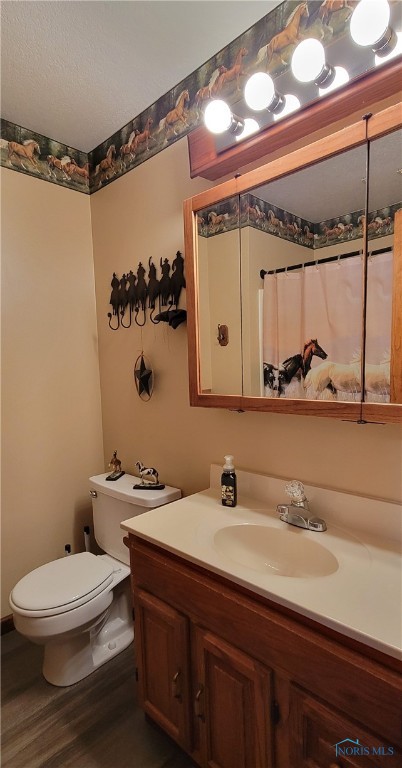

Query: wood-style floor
<box><xmin>1</xmin><ymin>631</ymin><xmax>196</xmax><ymax>768</ymax></box>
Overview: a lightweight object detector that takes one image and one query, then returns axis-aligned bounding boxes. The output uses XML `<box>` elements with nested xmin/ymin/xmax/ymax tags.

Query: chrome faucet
<box><xmin>277</xmin><ymin>481</ymin><xmax>327</xmax><ymax>532</ymax></box>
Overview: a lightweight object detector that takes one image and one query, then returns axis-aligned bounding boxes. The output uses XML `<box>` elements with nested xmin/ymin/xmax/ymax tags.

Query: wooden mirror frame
<box><xmin>184</xmin><ymin>102</ymin><xmax>402</xmax><ymax>423</ymax></box>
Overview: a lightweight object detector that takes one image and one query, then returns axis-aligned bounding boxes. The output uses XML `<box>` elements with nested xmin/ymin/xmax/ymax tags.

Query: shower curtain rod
<box><xmin>259</xmin><ymin>246</ymin><xmax>392</xmax><ymax>279</ymax></box>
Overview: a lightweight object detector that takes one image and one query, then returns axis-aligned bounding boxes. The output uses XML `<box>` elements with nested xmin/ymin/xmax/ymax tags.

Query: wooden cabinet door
<box><xmin>194</xmin><ymin>627</ymin><xmax>274</xmax><ymax>768</ymax></box>
<box><xmin>289</xmin><ymin>684</ymin><xmax>400</xmax><ymax>768</ymax></box>
<box><xmin>134</xmin><ymin>588</ymin><xmax>192</xmax><ymax>751</ymax></box>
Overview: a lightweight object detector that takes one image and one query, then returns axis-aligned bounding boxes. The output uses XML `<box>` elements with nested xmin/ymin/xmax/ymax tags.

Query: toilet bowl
<box><xmin>9</xmin><ymin>473</ymin><xmax>181</xmax><ymax>686</ymax></box>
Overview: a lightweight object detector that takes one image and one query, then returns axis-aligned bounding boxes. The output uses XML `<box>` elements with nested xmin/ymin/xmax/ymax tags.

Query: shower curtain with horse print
<box><xmin>262</xmin><ymin>251</ymin><xmax>392</xmax><ymax>402</ymax></box>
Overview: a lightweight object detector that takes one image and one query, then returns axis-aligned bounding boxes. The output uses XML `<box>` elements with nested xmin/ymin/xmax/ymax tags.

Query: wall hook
<box><xmin>134</xmin><ymin>307</ymin><xmax>146</xmax><ymax>327</ymax></box>
<box><xmin>150</xmin><ymin>307</ymin><xmax>160</xmax><ymax>324</ymax></box>
<box><xmin>120</xmin><ymin>307</ymin><xmax>132</xmax><ymax>328</ymax></box>
<box><xmin>108</xmin><ymin>311</ymin><xmax>120</xmax><ymax>331</ymax></box>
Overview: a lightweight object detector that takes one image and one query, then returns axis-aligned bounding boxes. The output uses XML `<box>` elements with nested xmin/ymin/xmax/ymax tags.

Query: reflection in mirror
<box><xmin>196</xmin><ymin>196</ymin><xmax>240</xmax><ymax>394</ymax></box>
<box><xmin>366</xmin><ymin>128</ymin><xmax>402</xmax><ymax>404</ymax></box>
<box><xmin>240</xmin><ymin>145</ymin><xmax>368</xmax><ymax>401</ymax></box>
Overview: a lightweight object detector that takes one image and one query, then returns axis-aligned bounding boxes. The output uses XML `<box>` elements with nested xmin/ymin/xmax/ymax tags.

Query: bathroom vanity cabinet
<box><xmin>128</xmin><ymin>536</ymin><xmax>402</xmax><ymax>768</ymax></box>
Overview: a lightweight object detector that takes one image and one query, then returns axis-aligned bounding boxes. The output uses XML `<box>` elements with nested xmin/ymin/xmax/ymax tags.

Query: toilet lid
<box><xmin>11</xmin><ymin>552</ymin><xmax>114</xmax><ymax>612</ymax></box>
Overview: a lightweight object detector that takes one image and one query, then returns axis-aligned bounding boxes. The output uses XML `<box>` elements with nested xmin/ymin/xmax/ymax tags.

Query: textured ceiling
<box><xmin>1</xmin><ymin>0</ymin><xmax>281</xmax><ymax>152</ymax></box>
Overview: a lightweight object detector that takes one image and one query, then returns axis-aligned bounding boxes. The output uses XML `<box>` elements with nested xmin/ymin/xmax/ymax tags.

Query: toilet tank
<box><xmin>89</xmin><ymin>473</ymin><xmax>181</xmax><ymax>566</ymax></box>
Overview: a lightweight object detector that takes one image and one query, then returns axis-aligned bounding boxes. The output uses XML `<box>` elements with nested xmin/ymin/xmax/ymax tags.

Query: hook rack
<box><xmin>107</xmin><ymin>251</ymin><xmax>186</xmax><ymax>330</ymax></box>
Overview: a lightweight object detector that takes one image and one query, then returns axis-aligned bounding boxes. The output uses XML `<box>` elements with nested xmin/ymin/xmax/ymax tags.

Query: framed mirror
<box><xmin>184</xmin><ymin>104</ymin><xmax>402</xmax><ymax>422</ymax></box>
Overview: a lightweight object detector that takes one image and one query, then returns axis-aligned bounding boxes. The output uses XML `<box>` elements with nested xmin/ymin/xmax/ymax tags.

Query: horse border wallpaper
<box><xmin>197</xmin><ymin>193</ymin><xmax>401</xmax><ymax>249</ymax></box>
<box><xmin>1</xmin><ymin>1</ymin><xmax>400</xmax><ymax>195</ymax></box>
<box><xmin>0</xmin><ymin>118</ymin><xmax>90</xmax><ymax>194</ymax></box>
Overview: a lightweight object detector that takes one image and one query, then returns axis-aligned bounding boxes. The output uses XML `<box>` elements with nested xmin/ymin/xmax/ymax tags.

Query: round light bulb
<box><xmin>235</xmin><ymin>118</ymin><xmax>259</xmax><ymax>141</ymax></box>
<box><xmin>244</xmin><ymin>72</ymin><xmax>275</xmax><ymax>111</ymax></box>
<box><xmin>350</xmin><ymin>0</ymin><xmax>390</xmax><ymax>47</ymax></box>
<box><xmin>375</xmin><ymin>31</ymin><xmax>402</xmax><ymax>63</ymax></box>
<box><xmin>291</xmin><ymin>38</ymin><xmax>326</xmax><ymax>83</ymax></box>
<box><xmin>204</xmin><ymin>100</ymin><xmax>232</xmax><ymax>134</ymax></box>
<box><xmin>273</xmin><ymin>94</ymin><xmax>301</xmax><ymax>121</ymax></box>
<box><xmin>318</xmin><ymin>66</ymin><xmax>350</xmax><ymax>95</ymax></box>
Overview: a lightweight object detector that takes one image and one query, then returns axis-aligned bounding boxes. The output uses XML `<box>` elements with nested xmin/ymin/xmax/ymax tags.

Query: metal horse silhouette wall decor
<box><xmin>107</xmin><ymin>251</ymin><xmax>186</xmax><ymax>330</ymax></box>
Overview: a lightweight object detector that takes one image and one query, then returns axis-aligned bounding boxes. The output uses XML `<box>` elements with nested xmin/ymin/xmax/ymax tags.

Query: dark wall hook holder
<box><xmin>107</xmin><ymin>251</ymin><xmax>186</xmax><ymax>330</ymax></box>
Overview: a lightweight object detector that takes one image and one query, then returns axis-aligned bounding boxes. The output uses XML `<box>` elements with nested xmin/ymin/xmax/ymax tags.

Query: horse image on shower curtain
<box><xmin>262</xmin><ymin>251</ymin><xmax>392</xmax><ymax>402</ymax></box>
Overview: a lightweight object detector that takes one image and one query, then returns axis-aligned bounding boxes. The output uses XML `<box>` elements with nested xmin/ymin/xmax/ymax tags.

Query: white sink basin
<box><xmin>213</xmin><ymin>524</ymin><xmax>339</xmax><ymax>577</ymax></box>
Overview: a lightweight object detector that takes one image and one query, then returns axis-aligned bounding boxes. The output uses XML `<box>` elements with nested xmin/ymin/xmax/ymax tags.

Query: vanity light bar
<box><xmin>204</xmin><ymin>0</ymin><xmax>398</xmax><ymax>137</ymax></box>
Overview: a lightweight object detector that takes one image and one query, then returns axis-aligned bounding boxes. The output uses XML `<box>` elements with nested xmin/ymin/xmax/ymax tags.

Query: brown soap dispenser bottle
<box><xmin>221</xmin><ymin>455</ymin><xmax>237</xmax><ymax>507</ymax></box>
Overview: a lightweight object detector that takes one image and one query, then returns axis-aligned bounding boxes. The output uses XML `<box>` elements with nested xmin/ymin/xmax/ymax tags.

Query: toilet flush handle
<box><xmin>89</xmin><ymin>490</ymin><xmax>97</xmax><ymax>498</ymax></box>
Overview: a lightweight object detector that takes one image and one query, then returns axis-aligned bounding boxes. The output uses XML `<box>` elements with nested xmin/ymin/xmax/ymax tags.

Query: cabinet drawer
<box><xmin>289</xmin><ymin>684</ymin><xmax>400</xmax><ymax>768</ymax></box>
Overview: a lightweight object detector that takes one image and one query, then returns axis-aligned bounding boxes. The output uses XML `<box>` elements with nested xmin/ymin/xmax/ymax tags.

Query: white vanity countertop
<box><xmin>121</xmin><ymin>471</ymin><xmax>402</xmax><ymax>661</ymax></box>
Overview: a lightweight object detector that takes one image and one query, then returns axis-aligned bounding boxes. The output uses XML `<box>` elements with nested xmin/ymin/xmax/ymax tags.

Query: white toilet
<box><xmin>9</xmin><ymin>472</ymin><xmax>181</xmax><ymax>686</ymax></box>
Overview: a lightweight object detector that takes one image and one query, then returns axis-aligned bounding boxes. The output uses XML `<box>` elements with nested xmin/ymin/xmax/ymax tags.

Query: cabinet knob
<box><xmin>171</xmin><ymin>670</ymin><xmax>182</xmax><ymax>701</ymax></box>
<box><xmin>329</xmin><ymin>763</ymin><xmax>342</xmax><ymax>768</ymax></box>
<box><xmin>195</xmin><ymin>685</ymin><xmax>205</xmax><ymax>722</ymax></box>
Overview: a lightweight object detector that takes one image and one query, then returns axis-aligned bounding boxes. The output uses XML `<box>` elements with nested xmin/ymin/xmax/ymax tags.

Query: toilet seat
<box><xmin>10</xmin><ymin>552</ymin><xmax>114</xmax><ymax>618</ymax></box>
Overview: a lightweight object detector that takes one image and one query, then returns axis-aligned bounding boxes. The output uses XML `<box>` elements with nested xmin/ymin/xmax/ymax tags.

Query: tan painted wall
<box><xmin>91</xmin><ymin>138</ymin><xmax>402</xmax><ymax>508</ymax></box>
<box><xmin>1</xmin><ymin>169</ymin><xmax>104</xmax><ymax>617</ymax></box>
